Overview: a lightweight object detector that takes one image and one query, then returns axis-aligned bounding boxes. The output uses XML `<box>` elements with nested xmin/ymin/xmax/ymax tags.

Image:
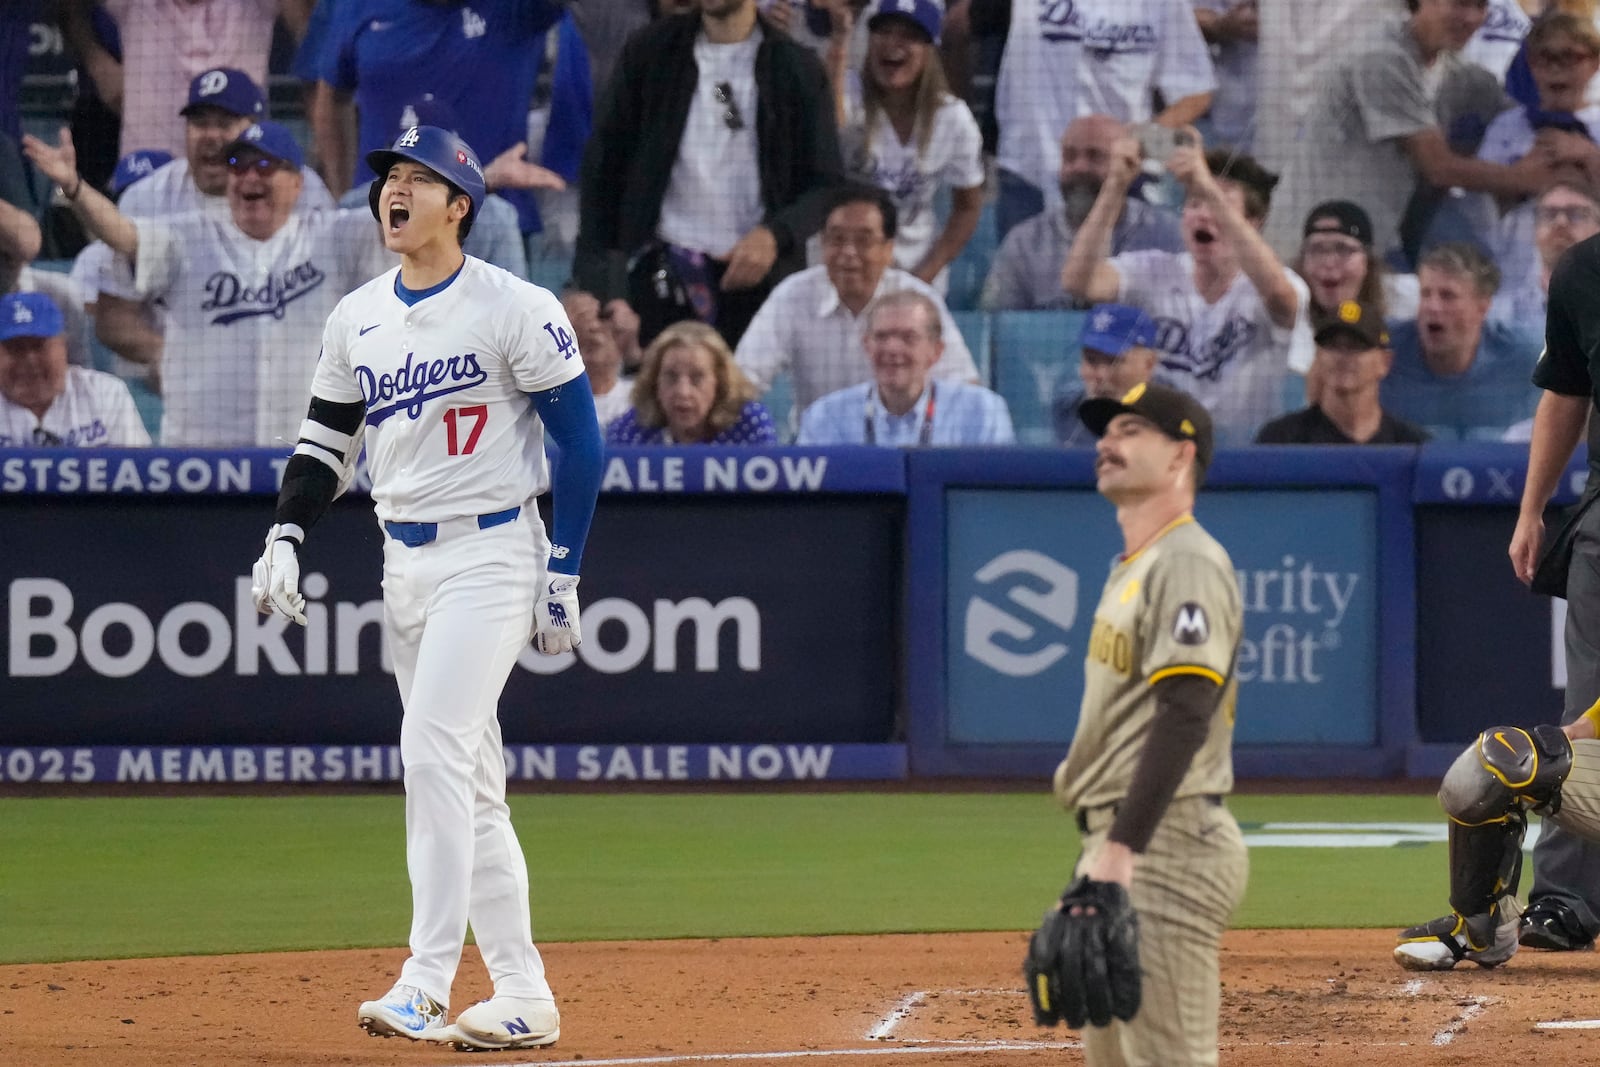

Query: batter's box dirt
<box><xmin>12</xmin><ymin>929</ymin><xmax>1600</xmax><ymax>1067</ymax></box>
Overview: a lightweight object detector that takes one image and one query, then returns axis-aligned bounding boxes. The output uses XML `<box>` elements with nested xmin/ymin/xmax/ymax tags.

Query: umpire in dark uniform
<box><xmin>1509</xmin><ymin>232</ymin><xmax>1600</xmax><ymax>952</ymax></box>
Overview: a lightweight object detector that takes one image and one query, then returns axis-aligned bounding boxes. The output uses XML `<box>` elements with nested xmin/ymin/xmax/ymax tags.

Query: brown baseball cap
<box><xmin>1313</xmin><ymin>300</ymin><xmax>1388</xmax><ymax>349</ymax></box>
<box><xmin>1080</xmin><ymin>382</ymin><xmax>1214</xmax><ymax>472</ymax></box>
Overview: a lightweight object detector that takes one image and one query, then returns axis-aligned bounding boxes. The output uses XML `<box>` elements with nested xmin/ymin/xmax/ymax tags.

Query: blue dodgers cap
<box><xmin>110</xmin><ymin>149</ymin><xmax>173</xmax><ymax>196</ymax></box>
<box><xmin>868</xmin><ymin>0</ymin><xmax>942</xmax><ymax>43</ymax></box>
<box><xmin>223</xmin><ymin>121</ymin><xmax>305</xmax><ymax>170</ymax></box>
<box><xmin>1080</xmin><ymin>303</ymin><xmax>1157</xmax><ymax>357</ymax></box>
<box><xmin>180</xmin><ymin>67</ymin><xmax>266</xmax><ymax>120</ymax></box>
<box><xmin>0</xmin><ymin>292</ymin><xmax>66</xmax><ymax>342</ymax></box>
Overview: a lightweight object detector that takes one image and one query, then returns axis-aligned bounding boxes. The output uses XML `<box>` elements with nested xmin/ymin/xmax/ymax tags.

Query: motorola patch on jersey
<box><xmin>1171</xmin><ymin>603</ymin><xmax>1209</xmax><ymax>645</ymax></box>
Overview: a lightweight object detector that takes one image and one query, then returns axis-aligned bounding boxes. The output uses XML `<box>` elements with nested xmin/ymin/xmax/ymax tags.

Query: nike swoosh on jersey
<box><xmin>360</xmin><ymin>324</ymin><xmax>382</xmax><ymax>336</ymax></box>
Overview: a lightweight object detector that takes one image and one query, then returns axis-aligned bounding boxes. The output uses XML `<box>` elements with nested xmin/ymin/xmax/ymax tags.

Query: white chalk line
<box><xmin>1432</xmin><ymin>996</ymin><xmax>1489</xmax><ymax>1046</ymax></box>
<box><xmin>864</xmin><ymin>988</ymin><xmax>1024</xmax><ymax>1041</ymax></box>
<box><xmin>428</xmin><ymin>1041</ymin><xmax>1081</xmax><ymax>1067</ymax></box>
<box><xmin>1536</xmin><ymin>1019</ymin><xmax>1600</xmax><ymax>1030</ymax></box>
<box><xmin>1401</xmin><ymin>977</ymin><xmax>1496</xmax><ymax>1047</ymax></box>
<box><xmin>428</xmin><ymin>979</ymin><xmax>1506</xmax><ymax>1067</ymax></box>
<box><xmin>866</xmin><ymin>991</ymin><xmax>927</xmax><ymax>1040</ymax></box>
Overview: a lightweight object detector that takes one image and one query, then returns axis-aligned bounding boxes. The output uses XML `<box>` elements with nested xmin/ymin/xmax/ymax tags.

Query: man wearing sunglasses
<box><xmin>88</xmin><ymin>68</ymin><xmax>337</xmax><ymax>393</ymax></box>
<box><xmin>23</xmin><ymin>120</ymin><xmax>395</xmax><ymax>447</ymax></box>
<box><xmin>574</xmin><ymin>0</ymin><xmax>842</xmax><ymax>349</ymax></box>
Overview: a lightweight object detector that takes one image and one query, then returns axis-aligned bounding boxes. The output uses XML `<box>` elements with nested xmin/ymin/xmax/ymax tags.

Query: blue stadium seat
<box><xmin>126</xmin><ymin>378</ymin><xmax>163</xmax><ymax>441</ymax></box>
<box><xmin>942</xmin><ymin>198</ymin><xmax>998</xmax><ymax>312</ymax></box>
<box><xmin>761</xmin><ymin>371</ymin><xmax>796</xmax><ymax>443</ymax></box>
<box><xmin>944</xmin><ymin>253</ymin><xmax>988</xmax><ymax>311</ymax></box>
<box><xmin>991</xmin><ymin>310</ymin><xmax>1084</xmax><ymax>446</ymax></box>
<box><xmin>951</xmin><ymin>309</ymin><xmax>990</xmax><ymax>385</ymax></box>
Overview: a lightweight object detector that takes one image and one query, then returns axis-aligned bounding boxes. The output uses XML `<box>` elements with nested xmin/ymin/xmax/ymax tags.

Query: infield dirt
<box><xmin>6</xmin><ymin>929</ymin><xmax>1600</xmax><ymax>1065</ymax></box>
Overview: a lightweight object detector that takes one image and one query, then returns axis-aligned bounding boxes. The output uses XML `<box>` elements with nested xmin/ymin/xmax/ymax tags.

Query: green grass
<box><xmin>0</xmin><ymin>792</ymin><xmax>1456</xmax><ymax>964</ymax></box>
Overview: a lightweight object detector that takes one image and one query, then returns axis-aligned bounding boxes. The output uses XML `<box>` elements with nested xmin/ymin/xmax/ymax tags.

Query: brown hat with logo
<box><xmin>1080</xmin><ymin>382</ymin><xmax>1214</xmax><ymax>473</ymax></box>
<box><xmin>1313</xmin><ymin>300</ymin><xmax>1389</xmax><ymax>349</ymax></box>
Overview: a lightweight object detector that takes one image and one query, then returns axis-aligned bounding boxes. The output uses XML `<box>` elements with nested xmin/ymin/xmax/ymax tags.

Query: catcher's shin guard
<box><xmin>1446</xmin><ymin>810</ymin><xmax>1526</xmax><ymax>920</ymax></box>
<box><xmin>1434</xmin><ymin>723</ymin><xmax>1572</xmax><ymax>920</ymax></box>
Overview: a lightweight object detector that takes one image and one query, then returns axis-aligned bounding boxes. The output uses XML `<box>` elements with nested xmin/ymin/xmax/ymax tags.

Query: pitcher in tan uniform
<box><xmin>1047</xmin><ymin>381</ymin><xmax>1250</xmax><ymax>1067</ymax></box>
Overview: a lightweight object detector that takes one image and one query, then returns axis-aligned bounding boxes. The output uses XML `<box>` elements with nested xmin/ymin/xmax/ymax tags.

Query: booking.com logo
<box><xmin>963</xmin><ymin>550</ymin><xmax>1078</xmax><ymax>677</ymax></box>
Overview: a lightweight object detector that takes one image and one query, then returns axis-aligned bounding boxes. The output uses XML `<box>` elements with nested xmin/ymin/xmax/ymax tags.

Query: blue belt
<box><xmin>384</xmin><ymin>505</ymin><xmax>521</xmax><ymax>548</ymax></box>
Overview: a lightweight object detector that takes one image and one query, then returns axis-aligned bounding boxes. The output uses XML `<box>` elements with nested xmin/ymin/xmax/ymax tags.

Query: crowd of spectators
<box><xmin>0</xmin><ymin>0</ymin><xmax>1583</xmax><ymax>451</ymax></box>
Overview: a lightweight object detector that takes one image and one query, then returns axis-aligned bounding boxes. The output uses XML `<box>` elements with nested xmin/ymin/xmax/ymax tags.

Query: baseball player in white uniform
<box><xmin>23</xmin><ymin>120</ymin><xmax>395</xmax><ymax>447</ymax></box>
<box><xmin>249</xmin><ymin>125</ymin><xmax>604</xmax><ymax>1052</ymax></box>
<box><xmin>0</xmin><ymin>291</ymin><xmax>150</xmax><ymax>446</ymax></box>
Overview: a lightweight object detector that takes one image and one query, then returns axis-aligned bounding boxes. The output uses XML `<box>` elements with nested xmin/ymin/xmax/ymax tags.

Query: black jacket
<box><xmin>572</xmin><ymin>13</ymin><xmax>843</xmax><ymax>300</ymax></box>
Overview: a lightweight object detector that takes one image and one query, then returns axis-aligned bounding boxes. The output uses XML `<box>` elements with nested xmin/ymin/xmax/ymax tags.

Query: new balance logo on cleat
<box><xmin>441</xmin><ymin>996</ymin><xmax>561</xmax><ymax>1051</ymax></box>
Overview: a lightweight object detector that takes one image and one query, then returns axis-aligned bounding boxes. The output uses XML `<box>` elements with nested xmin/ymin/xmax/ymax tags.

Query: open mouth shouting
<box><xmin>387</xmin><ymin>204</ymin><xmax>411</xmax><ymax>236</ymax></box>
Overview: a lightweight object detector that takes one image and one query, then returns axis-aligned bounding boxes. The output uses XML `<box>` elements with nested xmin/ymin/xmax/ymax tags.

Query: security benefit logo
<box><xmin>1236</xmin><ymin>555</ymin><xmax>1360</xmax><ymax>684</ymax></box>
<box><xmin>963</xmin><ymin>550</ymin><xmax>1078</xmax><ymax>677</ymax></box>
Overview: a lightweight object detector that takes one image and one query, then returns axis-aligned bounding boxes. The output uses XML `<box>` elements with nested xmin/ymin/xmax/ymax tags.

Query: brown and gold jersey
<box><xmin>1054</xmin><ymin>516</ymin><xmax>1242</xmax><ymax>812</ymax></box>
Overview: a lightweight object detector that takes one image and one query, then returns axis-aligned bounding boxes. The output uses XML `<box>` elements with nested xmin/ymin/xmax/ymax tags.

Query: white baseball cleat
<box><xmin>357</xmin><ymin>982</ymin><xmax>448</xmax><ymax>1039</ymax></box>
<box><xmin>437</xmin><ymin>995</ymin><xmax>561</xmax><ymax>1050</ymax></box>
<box><xmin>1394</xmin><ymin>909</ymin><xmax>1519</xmax><ymax>971</ymax></box>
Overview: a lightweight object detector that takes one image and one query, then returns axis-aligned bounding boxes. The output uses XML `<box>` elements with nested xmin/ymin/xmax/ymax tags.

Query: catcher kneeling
<box><xmin>1394</xmin><ymin>707</ymin><xmax>1600</xmax><ymax>970</ymax></box>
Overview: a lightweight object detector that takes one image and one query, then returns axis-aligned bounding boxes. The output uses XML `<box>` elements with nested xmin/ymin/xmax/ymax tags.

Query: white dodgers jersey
<box><xmin>310</xmin><ymin>257</ymin><xmax>584</xmax><ymax>523</ymax></box>
<box><xmin>132</xmin><ymin>209</ymin><xmax>396</xmax><ymax>447</ymax></box>
<box><xmin>0</xmin><ymin>366</ymin><xmax>152</xmax><ymax>446</ymax></box>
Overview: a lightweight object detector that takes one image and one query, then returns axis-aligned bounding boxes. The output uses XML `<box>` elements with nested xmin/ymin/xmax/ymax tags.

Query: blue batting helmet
<box><xmin>366</xmin><ymin>124</ymin><xmax>486</xmax><ymax>227</ymax></box>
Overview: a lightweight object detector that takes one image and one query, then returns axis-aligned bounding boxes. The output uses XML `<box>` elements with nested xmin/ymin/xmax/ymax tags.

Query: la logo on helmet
<box><xmin>397</xmin><ymin>127</ymin><xmax>422</xmax><ymax>149</ymax></box>
<box><xmin>14</xmin><ymin>303</ymin><xmax>32</xmax><ymax>323</ymax></box>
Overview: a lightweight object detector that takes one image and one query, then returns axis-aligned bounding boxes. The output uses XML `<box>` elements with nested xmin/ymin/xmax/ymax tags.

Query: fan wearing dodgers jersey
<box><xmin>0</xmin><ymin>291</ymin><xmax>150</xmax><ymax>447</ymax></box>
<box><xmin>250</xmin><ymin>125</ymin><xmax>604</xmax><ymax>1053</ymax></box>
<box><xmin>22</xmin><ymin>120</ymin><xmax>396</xmax><ymax>448</ymax></box>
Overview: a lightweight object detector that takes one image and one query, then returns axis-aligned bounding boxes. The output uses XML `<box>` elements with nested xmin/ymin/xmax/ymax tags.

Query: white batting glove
<box><xmin>533</xmin><ymin>573</ymin><xmax>582</xmax><ymax>654</ymax></box>
<box><xmin>250</xmin><ymin>524</ymin><xmax>308</xmax><ymax>626</ymax></box>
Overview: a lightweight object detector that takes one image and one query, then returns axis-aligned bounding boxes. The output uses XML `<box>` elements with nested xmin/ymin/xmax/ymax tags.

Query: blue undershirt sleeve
<box><xmin>530</xmin><ymin>373</ymin><xmax>603</xmax><ymax>575</ymax></box>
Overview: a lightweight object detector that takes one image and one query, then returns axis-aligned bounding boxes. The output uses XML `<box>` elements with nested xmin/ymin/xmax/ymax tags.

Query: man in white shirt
<box><xmin>797</xmin><ymin>289</ymin><xmax>1013</xmax><ymax>445</ymax></box>
<box><xmin>574</xmin><ymin>0</ymin><xmax>842</xmax><ymax>347</ymax></box>
<box><xmin>0</xmin><ymin>292</ymin><xmax>150</xmax><ymax>447</ymax></box>
<box><xmin>736</xmin><ymin>184</ymin><xmax>978</xmax><ymax>414</ymax></box>
<box><xmin>117</xmin><ymin>67</ymin><xmax>335</xmax><ymax>219</ymax></box>
<box><xmin>992</xmin><ymin>0</ymin><xmax>1216</xmax><ymax>238</ymax></box>
<box><xmin>25</xmin><ymin>120</ymin><xmax>395</xmax><ymax>447</ymax></box>
<box><xmin>91</xmin><ymin>68</ymin><xmax>337</xmax><ymax>373</ymax></box>
<box><xmin>1063</xmin><ymin>132</ymin><xmax>1310</xmax><ymax>445</ymax></box>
